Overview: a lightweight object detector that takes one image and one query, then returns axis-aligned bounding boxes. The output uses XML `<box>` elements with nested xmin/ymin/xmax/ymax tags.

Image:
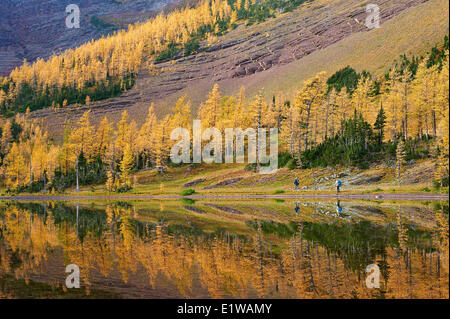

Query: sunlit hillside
<box><xmin>0</xmin><ymin>0</ymin><xmax>448</xmax><ymax>197</ymax></box>
<box><xmin>16</xmin><ymin>0</ymin><xmax>448</xmax><ymax>137</ymax></box>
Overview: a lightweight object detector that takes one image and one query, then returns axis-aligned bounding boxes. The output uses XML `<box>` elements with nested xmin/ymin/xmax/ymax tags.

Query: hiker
<box><xmin>336</xmin><ymin>200</ymin><xmax>343</xmax><ymax>215</ymax></box>
<box><xmin>294</xmin><ymin>177</ymin><xmax>300</xmax><ymax>190</ymax></box>
<box><xmin>295</xmin><ymin>202</ymin><xmax>300</xmax><ymax>215</ymax></box>
<box><xmin>335</xmin><ymin>179</ymin><xmax>342</xmax><ymax>194</ymax></box>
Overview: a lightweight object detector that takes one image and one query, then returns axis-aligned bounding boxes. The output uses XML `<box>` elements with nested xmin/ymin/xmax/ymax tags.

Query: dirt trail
<box><xmin>1</xmin><ymin>193</ymin><xmax>447</xmax><ymax>201</ymax></box>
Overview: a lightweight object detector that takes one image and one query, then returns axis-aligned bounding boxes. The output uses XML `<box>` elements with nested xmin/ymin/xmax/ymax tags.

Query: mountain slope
<box><xmin>29</xmin><ymin>0</ymin><xmax>449</xmax><ymax>139</ymax></box>
<box><xmin>0</xmin><ymin>0</ymin><xmax>178</xmax><ymax>76</ymax></box>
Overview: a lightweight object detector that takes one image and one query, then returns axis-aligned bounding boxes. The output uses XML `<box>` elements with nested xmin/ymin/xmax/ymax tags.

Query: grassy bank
<box><xmin>2</xmin><ymin>159</ymin><xmax>447</xmax><ymax>197</ymax></box>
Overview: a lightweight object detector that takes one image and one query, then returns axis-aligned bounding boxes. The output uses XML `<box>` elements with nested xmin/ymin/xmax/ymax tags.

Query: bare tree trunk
<box><xmin>256</xmin><ymin>104</ymin><xmax>262</xmax><ymax>172</ymax></box>
<box><xmin>304</xmin><ymin>107</ymin><xmax>311</xmax><ymax>150</ymax></box>
<box><xmin>331</xmin><ymin>116</ymin><xmax>335</xmax><ymax>138</ymax></box>
<box><xmin>76</xmin><ymin>203</ymin><xmax>79</xmax><ymax>239</ymax></box>
<box><xmin>402</xmin><ymin>119</ymin><xmax>405</xmax><ymax>141</ymax></box>
<box><xmin>432</xmin><ymin>110</ymin><xmax>437</xmax><ymax>137</ymax></box>
<box><xmin>289</xmin><ymin>109</ymin><xmax>294</xmax><ymax>154</ymax></box>
<box><xmin>297</xmin><ymin>139</ymin><xmax>302</xmax><ymax>168</ymax></box>
<box><xmin>403</xmin><ymin>82</ymin><xmax>408</xmax><ymax>140</ymax></box>
<box><xmin>313</xmin><ymin>111</ymin><xmax>318</xmax><ymax>147</ymax></box>
<box><xmin>29</xmin><ymin>157</ymin><xmax>32</xmax><ymax>186</ymax></box>
<box><xmin>257</xmin><ymin>220</ymin><xmax>265</xmax><ymax>297</ymax></box>
<box><xmin>76</xmin><ymin>157</ymin><xmax>79</xmax><ymax>192</ymax></box>
<box><xmin>325</xmin><ymin>99</ymin><xmax>329</xmax><ymax>140</ymax></box>
<box><xmin>306</xmin><ymin>241</ymin><xmax>318</xmax><ymax>295</ymax></box>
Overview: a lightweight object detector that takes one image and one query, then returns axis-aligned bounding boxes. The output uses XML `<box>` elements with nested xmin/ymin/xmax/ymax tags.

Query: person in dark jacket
<box><xmin>295</xmin><ymin>202</ymin><xmax>300</xmax><ymax>215</ymax></box>
<box><xmin>294</xmin><ymin>177</ymin><xmax>300</xmax><ymax>190</ymax></box>
<box><xmin>336</xmin><ymin>179</ymin><xmax>342</xmax><ymax>194</ymax></box>
<box><xmin>336</xmin><ymin>200</ymin><xmax>343</xmax><ymax>215</ymax></box>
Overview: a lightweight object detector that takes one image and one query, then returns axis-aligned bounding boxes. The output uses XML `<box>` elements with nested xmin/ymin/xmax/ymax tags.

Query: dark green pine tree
<box><xmin>374</xmin><ymin>104</ymin><xmax>387</xmax><ymax>146</ymax></box>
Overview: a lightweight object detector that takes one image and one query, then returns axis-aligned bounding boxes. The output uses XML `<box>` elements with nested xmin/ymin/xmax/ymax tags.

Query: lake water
<box><xmin>0</xmin><ymin>199</ymin><xmax>448</xmax><ymax>299</ymax></box>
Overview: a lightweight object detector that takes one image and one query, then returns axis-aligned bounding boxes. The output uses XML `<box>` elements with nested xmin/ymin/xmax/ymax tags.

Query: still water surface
<box><xmin>0</xmin><ymin>199</ymin><xmax>448</xmax><ymax>299</ymax></box>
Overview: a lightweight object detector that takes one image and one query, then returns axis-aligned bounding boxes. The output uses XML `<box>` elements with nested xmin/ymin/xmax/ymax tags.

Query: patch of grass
<box><xmin>180</xmin><ymin>198</ymin><xmax>196</xmax><ymax>205</ymax></box>
<box><xmin>181</xmin><ymin>189</ymin><xmax>196</xmax><ymax>196</ymax></box>
<box><xmin>422</xmin><ymin>187</ymin><xmax>431</xmax><ymax>192</ymax></box>
<box><xmin>274</xmin><ymin>190</ymin><xmax>285</xmax><ymax>194</ymax></box>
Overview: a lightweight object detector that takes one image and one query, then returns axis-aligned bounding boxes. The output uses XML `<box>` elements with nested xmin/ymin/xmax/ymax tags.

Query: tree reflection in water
<box><xmin>0</xmin><ymin>200</ymin><xmax>448</xmax><ymax>299</ymax></box>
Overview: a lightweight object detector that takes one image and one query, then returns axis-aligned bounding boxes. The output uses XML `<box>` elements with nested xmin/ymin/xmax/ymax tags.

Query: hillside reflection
<box><xmin>0</xmin><ymin>200</ymin><xmax>448</xmax><ymax>299</ymax></box>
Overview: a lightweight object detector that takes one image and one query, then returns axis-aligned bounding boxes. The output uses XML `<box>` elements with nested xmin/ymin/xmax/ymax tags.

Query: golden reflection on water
<box><xmin>0</xmin><ymin>201</ymin><xmax>448</xmax><ymax>299</ymax></box>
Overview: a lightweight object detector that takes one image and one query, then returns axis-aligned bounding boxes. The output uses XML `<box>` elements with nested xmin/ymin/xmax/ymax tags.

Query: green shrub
<box><xmin>278</xmin><ymin>151</ymin><xmax>294</xmax><ymax>167</ymax></box>
<box><xmin>181</xmin><ymin>189</ymin><xmax>196</xmax><ymax>196</ymax></box>
<box><xmin>385</xmin><ymin>142</ymin><xmax>397</xmax><ymax>159</ymax></box>
<box><xmin>244</xmin><ymin>157</ymin><xmax>272</xmax><ymax>171</ymax></box>
<box><xmin>301</xmin><ymin>113</ymin><xmax>378</xmax><ymax>169</ymax></box>
<box><xmin>287</xmin><ymin>158</ymin><xmax>298</xmax><ymax>170</ymax></box>
<box><xmin>274</xmin><ymin>190</ymin><xmax>285</xmax><ymax>194</ymax></box>
<box><xmin>180</xmin><ymin>198</ymin><xmax>196</xmax><ymax>205</ymax></box>
<box><xmin>184</xmin><ymin>39</ymin><xmax>200</xmax><ymax>56</ymax></box>
<box><xmin>326</xmin><ymin>66</ymin><xmax>370</xmax><ymax>94</ymax></box>
<box><xmin>116</xmin><ymin>185</ymin><xmax>132</xmax><ymax>193</ymax></box>
<box><xmin>155</xmin><ymin>42</ymin><xmax>180</xmax><ymax>61</ymax></box>
<box><xmin>433</xmin><ymin>176</ymin><xmax>449</xmax><ymax>189</ymax></box>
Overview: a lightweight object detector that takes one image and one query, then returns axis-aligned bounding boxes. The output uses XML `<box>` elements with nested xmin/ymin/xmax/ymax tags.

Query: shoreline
<box><xmin>0</xmin><ymin>193</ymin><xmax>448</xmax><ymax>201</ymax></box>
